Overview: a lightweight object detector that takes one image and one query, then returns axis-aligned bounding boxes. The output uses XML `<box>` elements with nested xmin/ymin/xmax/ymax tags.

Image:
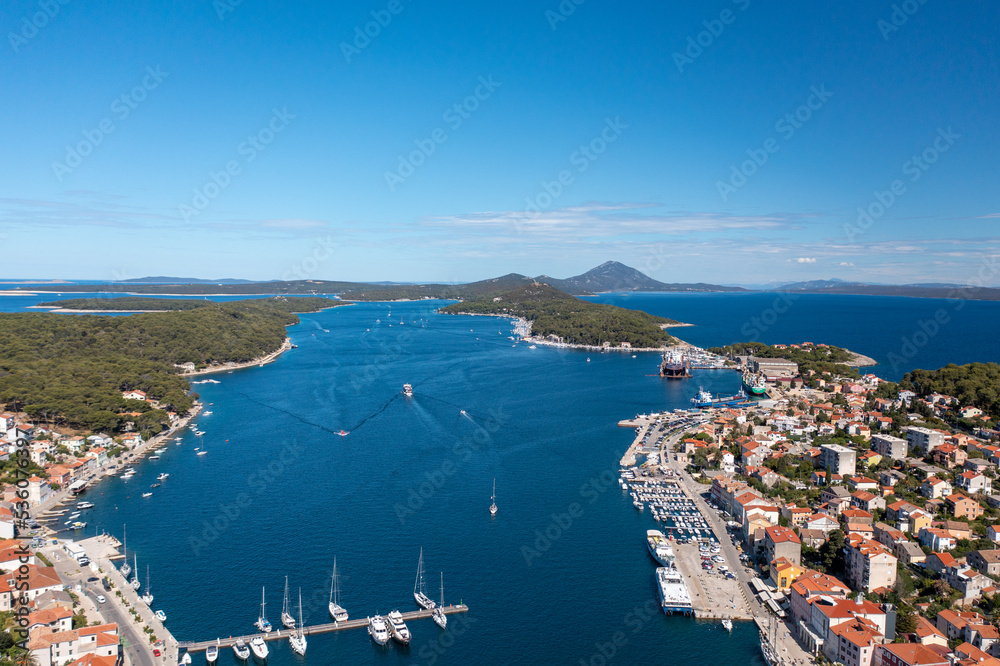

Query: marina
<box><xmin>177</xmin><ymin>606</ymin><xmax>470</xmax><ymax>652</ymax></box>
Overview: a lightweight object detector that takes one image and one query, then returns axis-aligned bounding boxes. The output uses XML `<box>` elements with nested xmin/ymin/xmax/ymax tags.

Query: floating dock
<box><xmin>177</xmin><ymin>605</ymin><xmax>470</xmax><ymax>652</ymax></box>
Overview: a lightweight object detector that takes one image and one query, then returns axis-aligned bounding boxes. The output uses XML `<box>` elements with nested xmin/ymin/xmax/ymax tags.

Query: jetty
<box><xmin>177</xmin><ymin>605</ymin><xmax>470</xmax><ymax>652</ymax></box>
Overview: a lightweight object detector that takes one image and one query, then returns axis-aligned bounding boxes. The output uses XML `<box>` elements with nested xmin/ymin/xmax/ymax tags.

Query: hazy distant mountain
<box><xmin>120</xmin><ymin>276</ymin><xmax>262</xmax><ymax>284</ymax></box>
<box><xmin>776</xmin><ymin>278</ymin><xmax>860</xmax><ymax>290</ymax></box>
<box><xmin>537</xmin><ymin>261</ymin><xmax>745</xmax><ymax>294</ymax></box>
<box><xmin>775</xmin><ymin>279</ymin><xmax>1000</xmax><ymax>301</ymax></box>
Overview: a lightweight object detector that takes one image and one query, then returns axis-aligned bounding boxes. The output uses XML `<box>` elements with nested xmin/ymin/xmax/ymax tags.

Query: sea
<box><xmin>5</xmin><ymin>289</ymin><xmax>1000</xmax><ymax>665</ymax></box>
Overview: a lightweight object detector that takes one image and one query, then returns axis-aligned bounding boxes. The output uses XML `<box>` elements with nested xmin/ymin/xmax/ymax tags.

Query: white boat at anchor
<box><xmin>157</xmin><ymin>473</ymin><xmax>169</xmax><ymax>481</ymax></box>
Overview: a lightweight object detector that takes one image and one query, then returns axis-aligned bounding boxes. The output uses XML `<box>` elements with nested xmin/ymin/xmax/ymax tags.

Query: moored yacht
<box><xmin>368</xmin><ymin>616</ymin><xmax>390</xmax><ymax>645</ymax></box>
<box><xmin>328</xmin><ymin>559</ymin><xmax>348</xmax><ymax>622</ymax></box>
<box><xmin>432</xmin><ymin>573</ymin><xmax>447</xmax><ymax>629</ymax></box>
<box><xmin>413</xmin><ymin>548</ymin><xmax>436</xmax><ymax>610</ymax></box>
<box><xmin>248</xmin><ymin>636</ymin><xmax>268</xmax><ymax>661</ymax></box>
<box><xmin>206</xmin><ymin>646</ymin><xmax>218</xmax><ymax>664</ymax></box>
<box><xmin>387</xmin><ymin>610</ymin><xmax>410</xmax><ymax>645</ymax></box>
<box><xmin>255</xmin><ymin>587</ymin><xmax>272</xmax><ymax>633</ymax></box>
<box><xmin>281</xmin><ymin>577</ymin><xmax>295</xmax><ymax>629</ymax></box>
<box><xmin>232</xmin><ymin>639</ymin><xmax>249</xmax><ymax>661</ymax></box>
<box><xmin>288</xmin><ymin>589</ymin><xmax>306</xmax><ymax>656</ymax></box>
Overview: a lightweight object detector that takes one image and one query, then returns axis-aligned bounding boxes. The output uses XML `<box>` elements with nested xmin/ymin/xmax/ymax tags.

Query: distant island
<box><xmin>9</xmin><ymin>261</ymin><xmax>745</xmax><ymax>298</ymax></box>
<box><xmin>440</xmin><ymin>282</ymin><xmax>682</xmax><ymax>349</ymax></box>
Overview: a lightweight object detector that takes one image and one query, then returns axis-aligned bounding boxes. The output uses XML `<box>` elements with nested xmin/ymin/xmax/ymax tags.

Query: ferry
<box><xmin>646</xmin><ymin>530</ymin><xmax>674</xmax><ymax>567</ymax></box>
<box><xmin>656</xmin><ymin>567</ymin><xmax>693</xmax><ymax>615</ymax></box>
<box><xmin>690</xmin><ymin>387</ymin><xmax>750</xmax><ymax>409</ymax></box>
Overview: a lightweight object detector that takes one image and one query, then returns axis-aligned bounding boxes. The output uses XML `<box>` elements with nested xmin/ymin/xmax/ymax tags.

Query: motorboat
<box><xmin>232</xmin><ymin>639</ymin><xmax>249</xmax><ymax>661</ymax></box>
<box><xmin>155</xmin><ymin>610</ymin><xmax>166</xmax><ymax>622</ymax></box>
<box><xmin>387</xmin><ymin>610</ymin><xmax>410</xmax><ymax>645</ymax></box>
<box><xmin>368</xmin><ymin>616</ymin><xmax>390</xmax><ymax>645</ymax></box>
<box><xmin>248</xmin><ymin>636</ymin><xmax>268</xmax><ymax>660</ymax></box>
<box><xmin>206</xmin><ymin>646</ymin><xmax>218</xmax><ymax>664</ymax></box>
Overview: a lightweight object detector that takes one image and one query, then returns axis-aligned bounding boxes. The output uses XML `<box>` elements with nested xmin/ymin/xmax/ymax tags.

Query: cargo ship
<box><xmin>691</xmin><ymin>387</ymin><xmax>750</xmax><ymax>409</ymax></box>
<box><xmin>659</xmin><ymin>350</ymin><xmax>691</xmax><ymax>378</ymax></box>
<box><xmin>742</xmin><ymin>370</ymin><xmax>768</xmax><ymax>396</ymax></box>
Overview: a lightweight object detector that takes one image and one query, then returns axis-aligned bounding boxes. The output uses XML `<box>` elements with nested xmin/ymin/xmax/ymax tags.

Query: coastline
<box><xmin>845</xmin><ymin>350</ymin><xmax>878</xmax><ymax>367</ymax></box>
<box><xmin>181</xmin><ymin>337</ymin><xmax>293</xmax><ymax>376</ymax></box>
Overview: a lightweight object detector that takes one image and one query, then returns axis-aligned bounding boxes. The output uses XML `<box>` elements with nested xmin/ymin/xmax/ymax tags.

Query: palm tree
<box><xmin>14</xmin><ymin>649</ymin><xmax>39</xmax><ymax>666</ymax></box>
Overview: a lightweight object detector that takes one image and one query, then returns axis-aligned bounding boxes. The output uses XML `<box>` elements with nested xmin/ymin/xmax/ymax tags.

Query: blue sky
<box><xmin>1</xmin><ymin>0</ymin><xmax>998</xmax><ymax>285</ymax></box>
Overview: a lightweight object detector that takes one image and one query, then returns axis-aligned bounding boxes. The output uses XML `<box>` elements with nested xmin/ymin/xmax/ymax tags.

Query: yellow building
<box><xmin>771</xmin><ymin>557</ymin><xmax>804</xmax><ymax>592</ymax></box>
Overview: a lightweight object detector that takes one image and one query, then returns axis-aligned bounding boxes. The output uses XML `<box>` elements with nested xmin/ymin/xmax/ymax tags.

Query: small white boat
<box><xmin>722</xmin><ymin>618</ymin><xmax>733</xmax><ymax>633</ymax></box>
<box><xmin>142</xmin><ymin>492</ymin><xmax>152</xmax><ymax>498</ymax></box>
<box><xmin>281</xmin><ymin>577</ymin><xmax>295</xmax><ymax>629</ymax></box>
<box><xmin>155</xmin><ymin>610</ymin><xmax>167</xmax><ymax>622</ymax></box>
<box><xmin>387</xmin><ymin>610</ymin><xmax>411</xmax><ymax>645</ymax></box>
<box><xmin>141</xmin><ymin>566</ymin><xmax>153</xmax><ymax>604</ymax></box>
<box><xmin>255</xmin><ymin>586</ymin><xmax>272</xmax><ymax>633</ymax></box>
<box><xmin>149</xmin><ymin>456</ymin><xmax>160</xmax><ymax>460</ymax></box>
<box><xmin>206</xmin><ymin>645</ymin><xmax>218</xmax><ymax>664</ymax></box>
<box><xmin>328</xmin><ymin>559</ymin><xmax>348</xmax><ymax>622</ymax></box>
<box><xmin>196</xmin><ymin>451</ymin><xmax>207</xmax><ymax>456</ymax></box>
<box><xmin>232</xmin><ymin>639</ymin><xmax>249</xmax><ymax>661</ymax></box>
<box><xmin>288</xmin><ymin>589</ymin><xmax>307</xmax><ymax>655</ymax></box>
<box><xmin>76</xmin><ymin>502</ymin><xmax>94</xmax><ymax>509</ymax></box>
<box><xmin>433</xmin><ymin>573</ymin><xmax>447</xmax><ymax>629</ymax></box>
<box><xmin>414</xmin><ymin>548</ymin><xmax>436</xmax><ymax>610</ymax></box>
<box><xmin>248</xmin><ymin>636</ymin><xmax>268</xmax><ymax>660</ymax></box>
<box><xmin>490</xmin><ymin>478</ymin><xmax>497</xmax><ymax>516</ymax></box>
<box><xmin>157</xmin><ymin>473</ymin><xmax>169</xmax><ymax>481</ymax></box>
<box><xmin>130</xmin><ymin>555</ymin><xmax>140</xmax><ymax>589</ymax></box>
<box><xmin>368</xmin><ymin>616</ymin><xmax>390</xmax><ymax>645</ymax></box>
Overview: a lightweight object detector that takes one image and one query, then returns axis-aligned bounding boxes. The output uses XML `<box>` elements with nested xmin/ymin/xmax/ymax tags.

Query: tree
<box><xmin>820</xmin><ymin>529</ymin><xmax>847</xmax><ymax>576</ymax></box>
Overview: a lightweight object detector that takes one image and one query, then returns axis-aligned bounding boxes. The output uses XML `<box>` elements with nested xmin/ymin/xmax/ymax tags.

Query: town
<box><xmin>624</xmin><ymin>346</ymin><xmax>1000</xmax><ymax>666</ymax></box>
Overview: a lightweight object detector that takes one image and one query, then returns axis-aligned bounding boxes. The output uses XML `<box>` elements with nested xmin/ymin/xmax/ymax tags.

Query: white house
<box><xmin>121</xmin><ymin>390</ymin><xmax>146</xmax><ymax>401</ymax></box>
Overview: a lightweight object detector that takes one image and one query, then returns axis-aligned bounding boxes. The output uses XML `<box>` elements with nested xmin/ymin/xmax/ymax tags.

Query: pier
<box><xmin>177</xmin><ymin>605</ymin><xmax>470</xmax><ymax>652</ymax></box>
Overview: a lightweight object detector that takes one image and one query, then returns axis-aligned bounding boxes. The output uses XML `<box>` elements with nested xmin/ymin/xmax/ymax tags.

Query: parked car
<box><xmin>96</xmin><ymin>595</ymin><xmax>105</xmax><ymax>603</ymax></box>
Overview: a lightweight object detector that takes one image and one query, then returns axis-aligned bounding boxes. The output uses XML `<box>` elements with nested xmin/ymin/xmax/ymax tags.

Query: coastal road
<box><xmin>664</xmin><ymin>436</ymin><xmax>814</xmax><ymax>665</ymax></box>
<box><xmin>43</xmin><ymin>543</ymin><xmax>156</xmax><ymax>666</ymax></box>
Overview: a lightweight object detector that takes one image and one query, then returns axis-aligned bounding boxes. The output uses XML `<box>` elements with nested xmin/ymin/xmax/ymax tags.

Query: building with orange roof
<box><xmin>910</xmin><ymin>615</ymin><xmax>947</xmax><ymax>647</ymax></box>
<box><xmin>874</xmin><ymin>642</ymin><xmax>949</xmax><ymax>666</ymax></box>
<box><xmin>846</xmin><ymin>535</ymin><xmax>897</xmax><ymax>593</ymax></box>
<box><xmin>0</xmin><ymin>565</ymin><xmax>62</xmax><ymax>610</ymax></box>
<box><xmin>946</xmin><ymin>493</ymin><xmax>984</xmax><ymax>520</ymax></box>
<box><xmin>27</xmin><ymin>623</ymin><xmax>119</xmax><ymax>666</ymax></box>
<box><xmin>830</xmin><ymin>617</ymin><xmax>883</xmax><ymax>666</ymax></box>
<box><xmin>764</xmin><ymin>525</ymin><xmax>801</xmax><ymax>566</ymax></box>
<box><xmin>771</xmin><ymin>557</ymin><xmax>804</xmax><ymax>593</ymax></box>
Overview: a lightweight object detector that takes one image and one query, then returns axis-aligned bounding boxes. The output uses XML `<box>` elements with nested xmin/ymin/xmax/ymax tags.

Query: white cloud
<box><xmin>795</xmin><ymin>257</ymin><xmax>817</xmax><ymax>263</ymax></box>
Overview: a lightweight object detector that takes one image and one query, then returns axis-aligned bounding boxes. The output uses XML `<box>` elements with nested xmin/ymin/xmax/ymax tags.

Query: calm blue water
<box><xmin>588</xmin><ymin>292</ymin><xmax>1000</xmax><ymax>381</ymax></box>
<box><xmin>6</xmin><ymin>290</ymin><xmax>1000</xmax><ymax>664</ymax></box>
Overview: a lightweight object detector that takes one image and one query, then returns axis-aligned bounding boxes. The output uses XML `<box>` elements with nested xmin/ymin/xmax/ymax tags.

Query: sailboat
<box><xmin>432</xmin><ymin>573</ymin><xmax>447</xmax><ymax>629</ymax></box>
<box><xmin>281</xmin><ymin>576</ymin><xmax>296</xmax><ymax>629</ymax></box>
<box><xmin>255</xmin><ymin>586</ymin><xmax>272</xmax><ymax>633</ymax></box>
<box><xmin>414</xmin><ymin>548</ymin><xmax>436</xmax><ymax>610</ymax></box>
<box><xmin>288</xmin><ymin>589</ymin><xmax>307</xmax><ymax>656</ymax></box>
<box><xmin>120</xmin><ymin>525</ymin><xmax>131</xmax><ymax>577</ymax></box>
<box><xmin>130</xmin><ymin>555</ymin><xmax>140</xmax><ymax>590</ymax></box>
<box><xmin>490</xmin><ymin>478</ymin><xmax>498</xmax><ymax>516</ymax></box>
<box><xmin>141</xmin><ymin>566</ymin><xmax>153</xmax><ymax>605</ymax></box>
<box><xmin>328</xmin><ymin>559</ymin><xmax>348</xmax><ymax>622</ymax></box>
